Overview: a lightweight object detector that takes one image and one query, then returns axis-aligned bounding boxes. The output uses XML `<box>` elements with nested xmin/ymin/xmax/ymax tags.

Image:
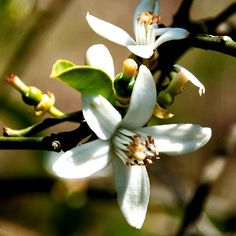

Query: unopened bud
<box><xmin>114</xmin><ymin>59</ymin><xmax>137</xmax><ymax>98</ymax></box>
<box><xmin>22</xmin><ymin>86</ymin><xmax>43</xmax><ymax>106</ymax></box>
<box><xmin>122</xmin><ymin>58</ymin><xmax>138</xmax><ymax>80</ymax></box>
<box><xmin>157</xmin><ymin>90</ymin><xmax>174</xmax><ymax>108</ymax></box>
<box><xmin>5</xmin><ymin>73</ymin><xmax>29</xmax><ymax>93</ymax></box>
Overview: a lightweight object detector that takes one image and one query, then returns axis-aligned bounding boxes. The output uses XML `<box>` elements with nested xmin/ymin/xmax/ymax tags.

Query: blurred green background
<box><xmin>0</xmin><ymin>0</ymin><xmax>236</xmax><ymax>235</ymax></box>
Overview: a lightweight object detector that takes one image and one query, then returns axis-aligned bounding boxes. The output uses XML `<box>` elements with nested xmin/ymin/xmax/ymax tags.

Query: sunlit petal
<box><xmin>137</xmin><ymin>124</ymin><xmax>212</xmax><ymax>155</ymax></box>
<box><xmin>82</xmin><ymin>95</ymin><xmax>122</xmax><ymax>140</ymax></box>
<box><xmin>86</xmin><ymin>12</ymin><xmax>135</xmax><ymax>46</ymax></box>
<box><xmin>154</xmin><ymin>28</ymin><xmax>189</xmax><ymax>49</ymax></box>
<box><xmin>85</xmin><ymin>44</ymin><xmax>115</xmax><ymax>79</ymax></box>
<box><xmin>127</xmin><ymin>44</ymin><xmax>154</xmax><ymax>58</ymax></box>
<box><xmin>112</xmin><ymin>157</ymin><xmax>150</xmax><ymax>229</ymax></box>
<box><xmin>52</xmin><ymin>139</ymin><xmax>111</xmax><ymax>178</ymax></box>
<box><xmin>121</xmin><ymin>65</ymin><xmax>156</xmax><ymax>129</ymax></box>
<box><xmin>174</xmin><ymin>64</ymin><xmax>205</xmax><ymax>95</ymax></box>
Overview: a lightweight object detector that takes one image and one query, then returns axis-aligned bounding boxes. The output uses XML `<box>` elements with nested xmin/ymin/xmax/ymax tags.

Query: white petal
<box><xmin>52</xmin><ymin>139</ymin><xmax>111</xmax><ymax>179</ymax></box>
<box><xmin>147</xmin><ymin>25</ymin><xmax>155</xmax><ymax>45</ymax></box>
<box><xmin>86</xmin><ymin>12</ymin><xmax>135</xmax><ymax>46</ymax></box>
<box><xmin>82</xmin><ymin>95</ymin><xmax>122</xmax><ymax>140</ymax></box>
<box><xmin>137</xmin><ymin>124</ymin><xmax>212</xmax><ymax>155</ymax></box>
<box><xmin>85</xmin><ymin>44</ymin><xmax>115</xmax><ymax>79</ymax></box>
<box><xmin>121</xmin><ymin>65</ymin><xmax>156</xmax><ymax>130</ymax></box>
<box><xmin>174</xmin><ymin>64</ymin><xmax>205</xmax><ymax>95</ymax></box>
<box><xmin>136</xmin><ymin>23</ymin><xmax>147</xmax><ymax>45</ymax></box>
<box><xmin>112</xmin><ymin>157</ymin><xmax>150</xmax><ymax>229</ymax></box>
<box><xmin>127</xmin><ymin>44</ymin><xmax>154</xmax><ymax>58</ymax></box>
<box><xmin>154</xmin><ymin>28</ymin><xmax>189</xmax><ymax>49</ymax></box>
<box><xmin>154</xmin><ymin>27</ymin><xmax>171</xmax><ymax>36</ymax></box>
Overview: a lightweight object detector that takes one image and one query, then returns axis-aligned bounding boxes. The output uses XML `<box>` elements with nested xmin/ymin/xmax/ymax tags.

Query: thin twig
<box><xmin>3</xmin><ymin>111</ymin><xmax>83</xmax><ymax>137</ymax></box>
<box><xmin>0</xmin><ymin>121</ymin><xmax>95</xmax><ymax>152</ymax></box>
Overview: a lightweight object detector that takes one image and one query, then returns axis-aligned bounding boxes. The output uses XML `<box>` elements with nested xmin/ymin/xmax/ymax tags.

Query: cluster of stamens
<box><xmin>135</xmin><ymin>11</ymin><xmax>160</xmax><ymax>46</ymax></box>
<box><xmin>112</xmin><ymin>128</ymin><xmax>159</xmax><ymax>166</ymax></box>
<box><xmin>138</xmin><ymin>12</ymin><xmax>160</xmax><ymax>26</ymax></box>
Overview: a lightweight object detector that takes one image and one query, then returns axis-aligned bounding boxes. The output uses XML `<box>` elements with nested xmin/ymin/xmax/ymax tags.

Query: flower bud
<box><xmin>114</xmin><ymin>73</ymin><xmax>134</xmax><ymax>98</ymax></box>
<box><xmin>22</xmin><ymin>86</ymin><xmax>43</xmax><ymax>106</ymax></box>
<box><xmin>114</xmin><ymin>59</ymin><xmax>137</xmax><ymax>98</ymax></box>
<box><xmin>122</xmin><ymin>58</ymin><xmax>138</xmax><ymax>81</ymax></box>
<box><xmin>157</xmin><ymin>90</ymin><xmax>174</xmax><ymax>108</ymax></box>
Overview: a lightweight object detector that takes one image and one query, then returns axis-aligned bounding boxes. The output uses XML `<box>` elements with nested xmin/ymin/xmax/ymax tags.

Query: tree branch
<box><xmin>204</xmin><ymin>2</ymin><xmax>236</xmax><ymax>35</ymax></box>
<box><xmin>191</xmin><ymin>34</ymin><xmax>236</xmax><ymax>57</ymax></box>
<box><xmin>173</xmin><ymin>1</ymin><xmax>236</xmax><ymax>36</ymax></box>
<box><xmin>0</xmin><ymin>136</ymin><xmax>53</xmax><ymax>150</ymax></box>
<box><xmin>3</xmin><ymin>111</ymin><xmax>84</xmax><ymax>137</ymax></box>
<box><xmin>173</xmin><ymin>0</ymin><xmax>194</xmax><ymax>24</ymax></box>
<box><xmin>0</xmin><ymin>120</ymin><xmax>95</xmax><ymax>152</ymax></box>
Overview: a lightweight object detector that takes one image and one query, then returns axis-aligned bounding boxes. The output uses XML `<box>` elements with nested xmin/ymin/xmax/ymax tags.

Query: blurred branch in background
<box><xmin>155</xmin><ymin>1</ymin><xmax>236</xmax><ymax>87</ymax></box>
<box><xmin>173</xmin><ymin>1</ymin><xmax>236</xmax><ymax>37</ymax></box>
<box><xmin>0</xmin><ymin>0</ymin><xmax>74</xmax><ymax>132</ymax></box>
<box><xmin>1</xmin><ymin>0</ymin><xmax>73</xmax><ymax>79</ymax></box>
<box><xmin>176</xmin><ymin>124</ymin><xmax>236</xmax><ymax>236</ymax></box>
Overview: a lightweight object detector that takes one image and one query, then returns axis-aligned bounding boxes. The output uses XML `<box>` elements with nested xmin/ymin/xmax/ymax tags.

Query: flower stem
<box><xmin>3</xmin><ymin>111</ymin><xmax>83</xmax><ymax>137</ymax></box>
<box><xmin>48</xmin><ymin>106</ymin><xmax>65</xmax><ymax>118</ymax></box>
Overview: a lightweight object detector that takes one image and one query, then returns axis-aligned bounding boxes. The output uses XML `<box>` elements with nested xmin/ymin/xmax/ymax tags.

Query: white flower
<box><xmin>51</xmin><ymin>44</ymin><xmax>212</xmax><ymax>229</ymax></box>
<box><xmin>86</xmin><ymin>0</ymin><xmax>189</xmax><ymax>58</ymax></box>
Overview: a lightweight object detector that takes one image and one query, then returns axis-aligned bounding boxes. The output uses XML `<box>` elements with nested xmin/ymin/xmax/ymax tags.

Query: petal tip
<box><xmin>202</xmin><ymin>127</ymin><xmax>212</xmax><ymax>143</ymax></box>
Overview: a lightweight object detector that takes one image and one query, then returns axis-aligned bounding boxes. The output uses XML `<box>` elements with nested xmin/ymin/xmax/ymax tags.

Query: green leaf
<box><xmin>50</xmin><ymin>60</ymin><xmax>115</xmax><ymax>104</ymax></box>
<box><xmin>50</xmin><ymin>59</ymin><xmax>76</xmax><ymax>78</ymax></box>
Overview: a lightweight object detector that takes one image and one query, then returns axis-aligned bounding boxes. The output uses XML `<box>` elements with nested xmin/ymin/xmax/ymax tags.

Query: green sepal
<box><xmin>114</xmin><ymin>73</ymin><xmax>134</xmax><ymax>98</ymax></box>
<box><xmin>50</xmin><ymin>59</ymin><xmax>115</xmax><ymax>104</ymax></box>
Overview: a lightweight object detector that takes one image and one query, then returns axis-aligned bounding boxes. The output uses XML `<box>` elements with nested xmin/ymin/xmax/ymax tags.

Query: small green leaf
<box><xmin>50</xmin><ymin>60</ymin><xmax>115</xmax><ymax>104</ymax></box>
<box><xmin>50</xmin><ymin>59</ymin><xmax>76</xmax><ymax>78</ymax></box>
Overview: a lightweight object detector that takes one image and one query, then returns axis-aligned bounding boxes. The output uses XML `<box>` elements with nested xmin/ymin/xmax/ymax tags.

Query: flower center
<box><xmin>136</xmin><ymin>12</ymin><xmax>160</xmax><ymax>45</ymax></box>
<box><xmin>138</xmin><ymin>12</ymin><xmax>160</xmax><ymax>26</ymax></box>
<box><xmin>112</xmin><ymin>128</ymin><xmax>159</xmax><ymax>166</ymax></box>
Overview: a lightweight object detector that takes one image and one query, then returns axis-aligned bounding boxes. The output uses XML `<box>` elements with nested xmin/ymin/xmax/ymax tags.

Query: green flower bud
<box><xmin>22</xmin><ymin>86</ymin><xmax>43</xmax><ymax>106</ymax></box>
<box><xmin>157</xmin><ymin>90</ymin><xmax>174</xmax><ymax>108</ymax></box>
<box><xmin>114</xmin><ymin>73</ymin><xmax>134</xmax><ymax>98</ymax></box>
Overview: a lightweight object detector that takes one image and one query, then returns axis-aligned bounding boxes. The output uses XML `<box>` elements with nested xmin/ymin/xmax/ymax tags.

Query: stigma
<box><xmin>112</xmin><ymin>128</ymin><xmax>159</xmax><ymax>166</ymax></box>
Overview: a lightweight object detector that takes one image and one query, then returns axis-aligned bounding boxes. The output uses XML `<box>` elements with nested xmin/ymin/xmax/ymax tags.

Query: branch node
<box><xmin>51</xmin><ymin>140</ymin><xmax>62</xmax><ymax>152</ymax></box>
